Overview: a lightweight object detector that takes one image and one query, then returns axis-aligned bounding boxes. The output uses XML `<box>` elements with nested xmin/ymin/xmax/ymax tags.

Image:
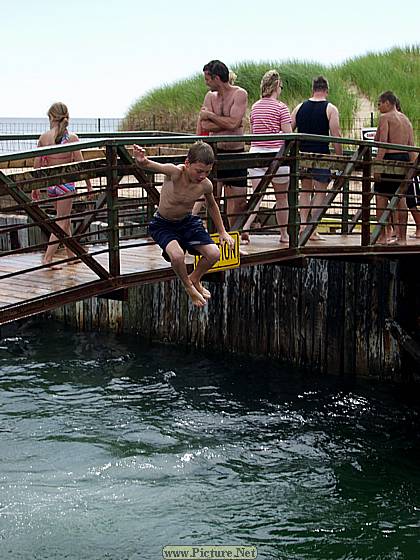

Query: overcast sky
<box><xmin>1</xmin><ymin>0</ymin><xmax>418</xmax><ymax>117</ymax></box>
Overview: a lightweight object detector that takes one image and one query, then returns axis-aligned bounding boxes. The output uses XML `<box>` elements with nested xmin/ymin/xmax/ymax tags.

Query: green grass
<box><xmin>338</xmin><ymin>45</ymin><xmax>420</xmax><ymax>128</ymax></box>
<box><xmin>123</xmin><ymin>46</ymin><xmax>419</xmax><ymax>141</ymax></box>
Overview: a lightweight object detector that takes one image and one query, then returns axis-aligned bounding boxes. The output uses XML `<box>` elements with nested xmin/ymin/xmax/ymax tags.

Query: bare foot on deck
<box><xmin>42</xmin><ymin>258</ymin><xmax>62</xmax><ymax>270</ymax></box>
<box><xmin>279</xmin><ymin>234</ymin><xmax>289</xmax><ymax>244</ymax></box>
<box><xmin>185</xmin><ymin>284</ymin><xmax>207</xmax><ymax>308</ymax></box>
<box><xmin>190</xmin><ymin>277</ymin><xmax>211</xmax><ymax>300</ymax></box>
<box><xmin>309</xmin><ymin>232</ymin><xmax>325</xmax><ymax>241</ymax></box>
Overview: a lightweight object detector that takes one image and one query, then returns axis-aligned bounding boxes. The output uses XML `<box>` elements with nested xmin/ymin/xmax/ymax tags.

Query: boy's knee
<box><xmin>207</xmin><ymin>245</ymin><xmax>220</xmax><ymax>264</ymax></box>
<box><xmin>169</xmin><ymin>250</ymin><xmax>185</xmax><ymax>266</ymax></box>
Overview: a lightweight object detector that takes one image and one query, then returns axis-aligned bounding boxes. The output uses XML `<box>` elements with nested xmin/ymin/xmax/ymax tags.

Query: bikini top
<box><xmin>42</xmin><ymin>130</ymin><xmax>71</xmax><ymax>166</ymax></box>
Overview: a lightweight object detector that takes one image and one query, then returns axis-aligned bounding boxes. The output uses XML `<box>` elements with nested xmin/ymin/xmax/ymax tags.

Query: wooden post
<box><xmin>361</xmin><ymin>145</ymin><xmax>372</xmax><ymax>246</ymax></box>
<box><xmin>106</xmin><ymin>144</ymin><xmax>120</xmax><ymax>277</ymax></box>
<box><xmin>288</xmin><ymin>140</ymin><xmax>299</xmax><ymax>248</ymax></box>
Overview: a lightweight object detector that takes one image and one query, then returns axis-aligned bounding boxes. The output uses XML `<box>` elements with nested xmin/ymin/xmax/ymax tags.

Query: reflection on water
<box><xmin>0</xmin><ymin>321</ymin><xmax>420</xmax><ymax>560</ymax></box>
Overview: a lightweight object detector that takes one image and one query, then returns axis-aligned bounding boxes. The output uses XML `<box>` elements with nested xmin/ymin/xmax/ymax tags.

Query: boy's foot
<box><xmin>279</xmin><ymin>235</ymin><xmax>289</xmax><ymax>244</ymax></box>
<box><xmin>190</xmin><ymin>277</ymin><xmax>211</xmax><ymax>300</ymax></box>
<box><xmin>185</xmin><ymin>284</ymin><xmax>206</xmax><ymax>308</ymax></box>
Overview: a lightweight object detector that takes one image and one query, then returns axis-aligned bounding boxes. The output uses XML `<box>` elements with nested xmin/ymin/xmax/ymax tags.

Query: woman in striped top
<box><xmin>248</xmin><ymin>70</ymin><xmax>292</xmax><ymax>244</ymax></box>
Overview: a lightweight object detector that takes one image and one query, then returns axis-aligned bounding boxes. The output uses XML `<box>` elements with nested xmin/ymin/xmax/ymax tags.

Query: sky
<box><xmin>1</xmin><ymin>0</ymin><xmax>419</xmax><ymax>118</ymax></box>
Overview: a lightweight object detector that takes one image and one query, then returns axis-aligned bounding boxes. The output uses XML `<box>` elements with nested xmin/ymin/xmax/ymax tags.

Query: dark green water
<box><xmin>0</xmin><ymin>321</ymin><xmax>419</xmax><ymax>560</ymax></box>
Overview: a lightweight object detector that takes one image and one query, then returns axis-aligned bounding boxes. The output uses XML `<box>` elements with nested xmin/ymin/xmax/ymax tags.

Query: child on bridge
<box><xmin>133</xmin><ymin>141</ymin><xmax>234</xmax><ymax>308</ymax></box>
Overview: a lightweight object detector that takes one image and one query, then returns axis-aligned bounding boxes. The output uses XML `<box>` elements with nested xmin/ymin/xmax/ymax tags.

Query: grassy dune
<box><xmin>124</xmin><ymin>46</ymin><xmax>419</xmax><ymax>140</ymax></box>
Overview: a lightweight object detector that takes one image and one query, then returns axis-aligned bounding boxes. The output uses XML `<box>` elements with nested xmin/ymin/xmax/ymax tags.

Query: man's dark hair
<box><xmin>312</xmin><ymin>75</ymin><xmax>329</xmax><ymax>92</ymax></box>
<box><xmin>379</xmin><ymin>90</ymin><xmax>397</xmax><ymax>106</ymax></box>
<box><xmin>187</xmin><ymin>141</ymin><xmax>215</xmax><ymax>165</ymax></box>
<box><xmin>203</xmin><ymin>60</ymin><xmax>229</xmax><ymax>83</ymax></box>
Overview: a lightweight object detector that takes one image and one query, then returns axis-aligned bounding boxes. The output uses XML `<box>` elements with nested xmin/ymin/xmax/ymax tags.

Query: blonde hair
<box><xmin>47</xmin><ymin>102</ymin><xmax>69</xmax><ymax>143</ymax></box>
<box><xmin>260</xmin><ymin>70</ymin><xmax>281</xmax><ymax>98</ymax></box>
<box><xmin>228</xmin><ymin>71</ymin><xmax>237</xmax><ymax>85</ymax></box>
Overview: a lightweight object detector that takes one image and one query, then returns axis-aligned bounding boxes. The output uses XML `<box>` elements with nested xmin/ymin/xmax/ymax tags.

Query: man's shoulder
<box><xmin>232</xmin><ymin>85</ymin><xmax>248</xmax><ymax>98</ymax></box>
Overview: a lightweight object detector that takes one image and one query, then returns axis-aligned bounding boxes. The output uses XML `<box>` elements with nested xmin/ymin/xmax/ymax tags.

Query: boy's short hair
<box><xmin>379</xmin><ymin>90</ymin><xmax>397</xmax><ymax>106</ymax></box>
<box><xmin>203</xmin><ymin>60</ymin><xmax>229</xmax><ymax>83</ymax></box>
<box><xmin>187</xmin><ymin>141</ymin><xmax>215</xmax><ymax>165</ymax></box>
<box><xmin>312</xmin><ymin>75</ymin><xmax>329</xmax><ymax>92</ymax></box>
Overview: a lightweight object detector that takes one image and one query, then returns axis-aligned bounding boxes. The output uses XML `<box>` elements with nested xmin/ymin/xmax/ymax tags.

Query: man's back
<box><xmin>378</xmin><ymin>110</ymin><xmax>414</xmax><ymax>147</ymax></box>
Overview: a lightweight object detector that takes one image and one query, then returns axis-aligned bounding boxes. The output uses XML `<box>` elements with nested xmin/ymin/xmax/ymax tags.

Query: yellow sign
<box><xmin>194</xmin><ymin>231</ymin><xmax>240</xmax><ymax>272</ymax></box>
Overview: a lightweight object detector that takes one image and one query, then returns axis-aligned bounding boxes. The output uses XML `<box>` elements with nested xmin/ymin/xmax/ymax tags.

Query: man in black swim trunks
<box><xmin>133</xmin><ymin>141</ymin><xmax>234</xmax><ymax>308</ymax></box>
<box><xmin>374</xmin><ymin>91</ymin><xmax>416</xmax><ymax>244</ymax></box>
<box><xmin>197</xmin><ymin>60</ymin><xmax>249</xmax><ymax>242</ymax></box>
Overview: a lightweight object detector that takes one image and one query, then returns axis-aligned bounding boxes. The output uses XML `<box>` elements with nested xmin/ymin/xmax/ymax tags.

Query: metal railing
<box><xmin>0</xmin><ymin>132</ymin><xmax>419</xmax><ymax>298</ymax></box>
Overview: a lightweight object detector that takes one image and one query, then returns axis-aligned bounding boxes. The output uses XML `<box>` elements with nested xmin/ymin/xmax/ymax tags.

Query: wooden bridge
<box><xmin>0</xmin><ymin>132</ymin><xmax>419</xmax><ymax>326</ymax></box>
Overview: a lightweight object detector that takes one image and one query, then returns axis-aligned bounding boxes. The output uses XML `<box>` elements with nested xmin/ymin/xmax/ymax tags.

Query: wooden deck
<box><xmin>1</xmin><ymin>231</ymin><xmax>420</xmax><ymax>325</ymax></box>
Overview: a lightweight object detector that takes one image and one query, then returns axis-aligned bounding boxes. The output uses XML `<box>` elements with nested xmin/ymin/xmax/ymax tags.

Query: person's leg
<box><xmin>43</xmin><ymin>197</ymin><xmax>73</xmax><ymax>267</ymax></box>
<box><xmin>189</xmin><ymin>243</ymin><xmax>220</xmax><ymax>300</ymax></box>
<box><xmin>409</xmin><ymin>207</ymin><xmax>420</xmax><ymax>237</ymax></box>
<box><xmin>299</xmin><ymin>178</ymin><xmax>313</xmax><ymax>232</ymax></box>
<box><xmin>224</xmin><ymin>184</ymin><xmax>248</xmax><ymax>242</ymax></box>
<box><xmin>241</xmin><ymin>177</ymin><xmax>264</xmax><ymax>235</ymax></box>
<box><xmin>395</xmin><ymin>197</ymin><xmax>408</xmax><ymax>244</ymax></box>
<box><xmin>375</xmin><ymin>193</ymin><xmax>390</xmax><ymax>243</ymax></box>
<box><xmin>273</xmin><ymin>180</ymin><xmax>289</xmax><ymax>243</ymax></box>
<box><xmin>165</xmin><ymin>240</ymin><xmax>206</xmax><ymax>307</ymax></box>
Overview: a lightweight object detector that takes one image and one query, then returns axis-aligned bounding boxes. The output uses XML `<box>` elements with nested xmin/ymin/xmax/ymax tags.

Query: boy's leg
<box><xmin>165</xmin><ymin>240</ymin><xmax>206</xmax><ymax>307</ymax></box>
<box><xmin>189</xmin><ymin>243</ymin><xmax>220</xmax><ymax>300</ymax></box>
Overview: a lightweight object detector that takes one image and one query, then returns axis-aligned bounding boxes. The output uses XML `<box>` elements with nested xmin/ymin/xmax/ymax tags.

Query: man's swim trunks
<box><xmin>215</xmin><ymin>148</ymin><xmax>248</xmax><ymax>188</ymax></box>
<box><xmin>149</xmin><ymin>212</ymin><xmax>215</xmax><ymax>262</ymax></box>
<box><xmin>374</xmin><ymin>152</ymin><xmax>410</xmax><ymax>198</ymax></box>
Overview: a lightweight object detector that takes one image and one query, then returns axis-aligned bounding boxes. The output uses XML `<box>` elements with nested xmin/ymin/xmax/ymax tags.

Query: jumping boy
<box><xmin>133</xmin><ymin>141</ymin><xmax>235</xmax><ymax>308</ymax></box>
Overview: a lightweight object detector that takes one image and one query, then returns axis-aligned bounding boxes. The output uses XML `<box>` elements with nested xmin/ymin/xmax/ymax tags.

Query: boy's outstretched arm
<box><xmin>204</xmin><ymin>191</ymin><xmax>235</xmax><ymax>248</ymax></box>
<box><xmin>133</xmin><ymin>145</ymin><xmax>180</xmax><ymax>177</ymax></box>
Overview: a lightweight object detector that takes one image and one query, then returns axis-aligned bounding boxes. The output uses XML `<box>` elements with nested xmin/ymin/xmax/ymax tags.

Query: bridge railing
<box><xmin>0</xmin><ymin>132</ymin><xmax>419</xmax><ymax>285</ymax></box>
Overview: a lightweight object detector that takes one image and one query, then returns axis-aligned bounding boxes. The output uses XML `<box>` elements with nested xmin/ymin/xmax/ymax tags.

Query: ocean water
<box><xmin>0</xmin><ymin>320</ymin><xmax>419</xmax><ymax>560</ymax></box>
<box><xmin>0</xmin><ymin>118</ymin><xmax>122</xmax><ymax>154</ymax></box>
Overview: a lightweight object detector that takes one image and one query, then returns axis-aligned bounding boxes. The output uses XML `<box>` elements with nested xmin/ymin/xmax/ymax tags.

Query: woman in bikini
<box><xmin>32</xmin><ymin>102</ymin><xmax>93</xmax><ymax>268</ymax></box>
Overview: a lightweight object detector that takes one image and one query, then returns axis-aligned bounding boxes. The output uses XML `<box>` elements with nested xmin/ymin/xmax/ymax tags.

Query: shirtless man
<box><xmin>374</xmin><ymin>91</ymin><xmax>416</xmax><ymax>245</ymax></box>
<box><xmin>291</xmin><ymin>76</ymin><xmax>342</xmax><ymax>240</ymax></box>
<box><xmin>197</xmin><ymin>60</ymin><xmax>249</xmax><ymax>241</ymax></box>
<box><xmin>133</xmin><ymin>141</ymin><xmax>234</xmax><ymax>308</ymax></box>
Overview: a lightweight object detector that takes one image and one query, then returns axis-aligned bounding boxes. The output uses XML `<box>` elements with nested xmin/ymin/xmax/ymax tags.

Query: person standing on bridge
<box><xmin>373</xmin><ymin>91</ymin><xmax>416</xmax><ymax>245</ymax></box>
<box><xmin>31</xmin><ymin>102</ymin><xmax>93</xmax><ymax>269</ymax></box>
<box><xmin>133</xmin><ymin>141</ymin><xmax>235</xmax><ymax>308</ymax></box>
<box><xmin>291</xmin><ymin>76</ymin><xmax>342</xmax><ymax>240</ymax></box>
<box><xmin>248</xmin><ymin>69</ymin><xmax>292</xmax><ymax>244</ymax></box>
<box><xmin>196</xmin><ymin>60</ymin><xmax>249</xmax><ymax>242</ymax></box>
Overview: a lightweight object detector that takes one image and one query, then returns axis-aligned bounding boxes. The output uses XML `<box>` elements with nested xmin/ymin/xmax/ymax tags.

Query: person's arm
<box><xmin>203</xmin><ymin>184</ymin><xmax>235</xmax><ymax>248</ymax></box>
<box><xmin>199</xmin><ymin>89</ymin><xmax>248</xmax><ymax>131</ymax></box>
<box><xmin>374</xmin><ymin>115</ymin><xmax>389</xmax><ymax>161</ymax></box>
<box><xmin>327</xmin><ymin>104</ymin><xmax>343</xmax><ymax>156</ymax></box>
<box><xmin>281</xmin><ymin>121</ymin><xmax>292</xmax><ymax>134</ymax></box>
<box><xmin>407</xmin><ymin>123</ymin><xmax>416</xmax><ymax>163</ymax></box>
<box><xmin>133</xmin><ymin>145</ymin><xmax>181</xmax><ymax>178</ymax></box>
<box><xmin>373</xmin><ymin>115</ymin><xmax>389</xmax><ymax>181</ymax></box>
<box><xmin>290</xmin><ymin>103</ymin><xmax>302</xmax><ymax>131</ymax></box>
<box><xmin>71</xmin><ymin>135</ymin><xmax>94</xmax><ymax>199</ymax></box>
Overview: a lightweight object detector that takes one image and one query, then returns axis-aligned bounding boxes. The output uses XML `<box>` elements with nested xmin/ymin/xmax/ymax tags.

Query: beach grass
<box><xmin>124</xmin><ymin>45</ymin><xmax>419</xmax><ymax>141</ymax></box>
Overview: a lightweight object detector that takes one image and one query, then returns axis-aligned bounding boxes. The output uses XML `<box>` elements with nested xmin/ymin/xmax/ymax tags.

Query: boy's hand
<box><xmin>219</xmin><ymin>231</ymin><xmax>235</xmax><ymax>249</ymax></box>
<box><xmin>133</xmin><ymin>144</ymin><xmax>147</xmax><ymax>164</ymax></box>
